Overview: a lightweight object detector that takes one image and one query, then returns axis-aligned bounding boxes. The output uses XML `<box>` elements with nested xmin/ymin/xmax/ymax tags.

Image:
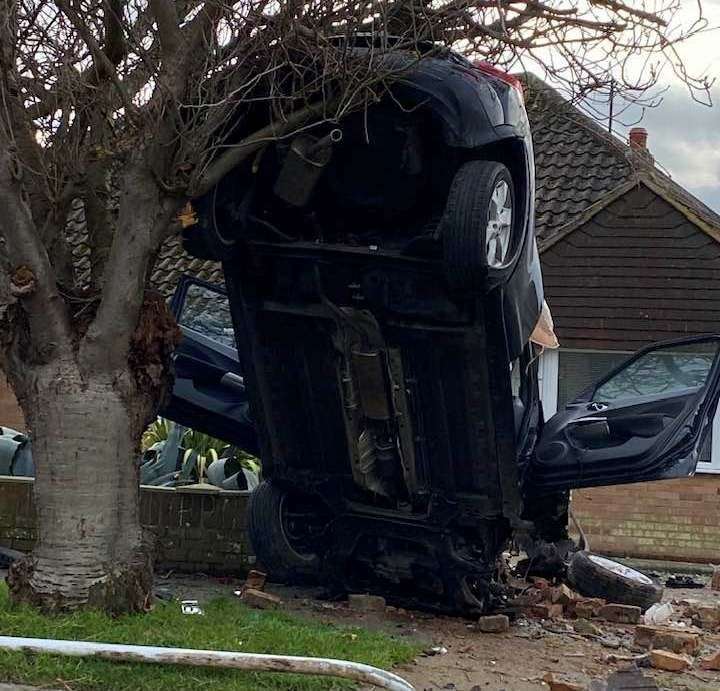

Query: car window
<box><xmin>594</xmin><ymin>341</ymin><xmax>719</xmax><ymax>403</ymax></box>
<box><xmin>179</xmin><ymin>283</ymin><xmax>236</xmax><ymax>349</ymax></box>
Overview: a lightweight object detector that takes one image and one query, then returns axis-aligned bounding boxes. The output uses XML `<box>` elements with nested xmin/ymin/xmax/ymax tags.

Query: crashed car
<box><xmin>167</xmin><ymin>46</ymin><xmax>720</xmax><ymax>613</ymax></box>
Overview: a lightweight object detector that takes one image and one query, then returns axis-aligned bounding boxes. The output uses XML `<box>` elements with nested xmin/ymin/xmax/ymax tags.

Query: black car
<box><xmin>163</xmin><ymin>47</ymin><xmax>720</xmax><ymax>613</ymax></box>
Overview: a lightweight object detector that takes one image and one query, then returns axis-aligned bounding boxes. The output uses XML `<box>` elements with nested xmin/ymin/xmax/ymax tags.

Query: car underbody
<box><xmin>169</xmin><ymin>47</ymin><xmax>720</xmax><ymax>615</ymax></box>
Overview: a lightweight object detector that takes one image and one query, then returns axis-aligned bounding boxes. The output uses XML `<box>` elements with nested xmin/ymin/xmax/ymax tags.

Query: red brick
<box><xmin>634</xmin><ymin>626</ymin><xmax>700</xmax><ymax>656</ymax></box>
<box><xmin>649</xmin><ymin>650</ymin><xmax>691</xmax><ymax>672</ymax></box>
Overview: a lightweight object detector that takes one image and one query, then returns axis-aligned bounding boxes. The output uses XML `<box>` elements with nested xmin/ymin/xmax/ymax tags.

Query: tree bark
<box><xmin>7</xmin><ymin>359</ymin><xmax>153</xmax><ymax>614</ymax></box>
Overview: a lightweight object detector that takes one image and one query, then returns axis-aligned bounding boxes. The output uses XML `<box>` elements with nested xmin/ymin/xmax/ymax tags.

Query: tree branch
<box><xmin>149</xmin><ymin>0</ymin><xmax>182</xmax><ymax>59</ymax></box>
<box><xmin>103</xmin><ymin>0</ymin><xmax>126</xmax><ymax>66</ymax></box>
<box><xmin>0</xmin><ymin>141</ymin><xmax>71</xmax><ymax>360</ymax></box>
<box><xmin>192</xmin><ymin>102</ymin><xmax>322</xmax><ymax>197</ymax></box>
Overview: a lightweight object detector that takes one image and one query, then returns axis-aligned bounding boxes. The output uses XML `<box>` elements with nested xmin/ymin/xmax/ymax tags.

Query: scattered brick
<box><xmin>244</xmin><ymin>569</ymin><xmax>267</xmax><ymax>591</ymax></box>
<box><xmin>649</xmin><ymin>649</ymin><xmax>691</xmax><ymax>672</ymax></box>
<box><xmin>239</xmin><ymin>588</ymin><xmax>282</xmax><ymax>609</ymax></box>
<box><xmin>692</xmin><ymin>605</ymin><xmax>720</xmax><ymax>631</ymax></box>
<box><xmin>348</xmin><ymin>593</ymin><xmax>386</xmax><ymax>612</ymax></box>
<box><xmin>551</xmin><ymin>583</ymin><xmax>577</xmax><ymax>606</ymax></box>
<box><xmin>571</xmin><ymin>597</ymin><xmax>606</xmax><ymax>619</ymax></box>
<box><xmin>530</xmin><ymin>603</ymin><xmax>564</xmax><ymax>620</ymax></box>
<box><xmin>599</xmin><ymin>603</ymin><xmax>642</xmax><ymax>624</ymax></box>
<box><xmin>634</xmin><ymin>625</ymin><xmax>700</xmax><ymax>656</ymax></box>
<box><xmin>530</xmin><ymin>576</ymin><xmax>552</xmax><ymax>591</ymax></box>
<box><xmin>700</xmin><ymin>650</ymin><xmax>720</xmax><ymax>670</ymax></box>
<box><xmin>476</xmin><ymin>614</ymin><xmax>510</xmax><ymax>633</ymax></box>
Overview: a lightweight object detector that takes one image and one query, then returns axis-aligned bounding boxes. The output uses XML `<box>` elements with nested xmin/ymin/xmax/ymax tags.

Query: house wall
<box><xmin>0</xmin><ymin>478</ymin><xmax>253</xmax><ymax>574</ymax></box>
<box><xmin>572</xmin><ymin>477</ymin><xmax>720</xmax><ymax>563</ymax></box>
<box><xmin>541</xmin><ymin>184</ymin><xmax>720</xmax><ymax>564</ymax></box>
<box><xmin>541</xmin><ymin>184</ymin><xmax>720</xmax><ymax>350</ymax></box>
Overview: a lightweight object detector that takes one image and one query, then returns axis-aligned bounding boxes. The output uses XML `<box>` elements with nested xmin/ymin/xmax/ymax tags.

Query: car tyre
<box><xmin>441</xmin><ymin>160</ymin><xmax>516</xmax><ymax>293</ymax></box>
<box><xmin>567</xmin><ymin>550</ymin><xmax>663</xmax><ymax>611</ymax></box>
<box><xmin>247</xmin><ymin>480</ymin><xmax>326</xmax><ymax>584</ymax></box>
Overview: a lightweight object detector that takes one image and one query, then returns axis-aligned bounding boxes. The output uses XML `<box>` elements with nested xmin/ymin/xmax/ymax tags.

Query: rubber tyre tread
<box><xmin>442</xmin><ymin>160</ymin><xmax>514</xmax><ymax>293</ymax></box>
<box><xmin>247</xmin><ymin>481</ymin><xmax>322</xmax><ymax>584</ymax></box>
<box><xmin>567</xmin><ymin>550</ymin><xmax>663</xmax><ymax>611</ymax></box>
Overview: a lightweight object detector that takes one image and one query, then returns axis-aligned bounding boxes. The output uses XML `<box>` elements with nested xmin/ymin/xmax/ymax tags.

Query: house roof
<box><xmin>521</xmin><ymin>73</ymin><xmax>720</xmax><ymax>249</ymax></box>
<box><xmin>65</xmin><ymin>73</ymin><xmax>720</xmax><ymax>297</ymax></box>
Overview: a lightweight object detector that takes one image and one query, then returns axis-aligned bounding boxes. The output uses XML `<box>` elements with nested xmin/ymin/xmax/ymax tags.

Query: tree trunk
<box><xmin>7</xmin><ymin>359</ymin><xmax>153</xmax><ymax>613</ymax></box>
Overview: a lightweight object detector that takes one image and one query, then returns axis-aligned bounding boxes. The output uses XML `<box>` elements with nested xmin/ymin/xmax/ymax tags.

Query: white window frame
<box><xmin>538</xmin><ymin>348</ymin><xmax>720</xmax><ymax>474</ymax></box>
<box><xmin>538</xmin><ymin>348</ymin><xmax>558</xmax><ymax>418</ymax></box>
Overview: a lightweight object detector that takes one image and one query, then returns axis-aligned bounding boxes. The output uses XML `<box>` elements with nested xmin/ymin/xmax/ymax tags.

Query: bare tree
<box><xmin>0</xmin><ymin>0</ymin><xmax>711</xmax><ymax>612</ymax></box>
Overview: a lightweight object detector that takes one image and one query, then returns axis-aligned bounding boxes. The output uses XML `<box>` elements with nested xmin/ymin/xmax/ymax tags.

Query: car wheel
<box><xmin>247</xmin><ymin>481</ymin><xmax>329</xmax><ymax>584</ymax></box>
<box><xmin>441</xmin><ymin>160</ymin><xmax>516</xmax><ymax>292</ymax></box>
<box><xmin>567</xmin><ymin>551</ymin><xmax>663</xmax><ymax>611</ymax></box>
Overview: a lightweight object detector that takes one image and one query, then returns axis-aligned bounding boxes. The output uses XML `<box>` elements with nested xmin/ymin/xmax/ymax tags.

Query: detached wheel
<box><xmin>247</xmin><ymin>481</ymin><xmax>330</xmax><ymax>584</ymax></box>
<box><xmin>567</xmin><ymin>551</ymin><xmax>663</xmax><ymax>611</ymax></box>
<box><xmin>441</xmin><ymin>160</ymin><xmax>516</xmax><ymax>292</ymax></box>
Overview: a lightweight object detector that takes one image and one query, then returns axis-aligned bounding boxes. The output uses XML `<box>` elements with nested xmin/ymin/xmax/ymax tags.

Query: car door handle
<box><xmin>220</xmin><ymin>372</ymin><xmax>246</xmax><ymax>393</ymax></box>
<box><xmin>571</xmin><ymin>416</ymin><xmax>608</xmax><ymax>425</ymax></box>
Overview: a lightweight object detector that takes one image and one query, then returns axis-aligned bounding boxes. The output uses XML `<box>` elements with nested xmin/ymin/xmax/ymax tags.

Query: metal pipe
<box><xmin>0</xmin><ymin>636</ymin><xmax>415</xmax><ymax>691</ymax></box>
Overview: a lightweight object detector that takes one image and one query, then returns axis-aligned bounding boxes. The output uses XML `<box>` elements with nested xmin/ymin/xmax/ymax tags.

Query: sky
<box><xmin>594</xmin><ymin>1</ymin><xmax>720</xmax><ymax>213</ymax></box>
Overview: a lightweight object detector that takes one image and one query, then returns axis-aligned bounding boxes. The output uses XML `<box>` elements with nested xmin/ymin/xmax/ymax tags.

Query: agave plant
<box><xmin>141</xmin><ymin>417</ymin><xmax>174</xmax><ymax>451</ymax></box>
<box><xmin>141</xmin><ymin>418</ymin><xmax>261</xmax><ymax>487</ymax></box>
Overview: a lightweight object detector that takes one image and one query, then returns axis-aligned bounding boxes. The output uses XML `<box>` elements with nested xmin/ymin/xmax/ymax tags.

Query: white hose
<box><xmin>0</xmin><ymin>636</ymin><xmax>415</xmax><ymax>691</ymax></box>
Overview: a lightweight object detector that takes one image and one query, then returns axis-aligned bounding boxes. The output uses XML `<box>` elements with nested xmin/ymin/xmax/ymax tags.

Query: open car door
<box><xmin>161</xmin><ymin>276</ymin><xmax>259</xmax><ymax>454</ymax></box>
<box><xmin>532</xmin><ymin>335</ymin><xmax>720</xmax><ymax>492</ymax></box>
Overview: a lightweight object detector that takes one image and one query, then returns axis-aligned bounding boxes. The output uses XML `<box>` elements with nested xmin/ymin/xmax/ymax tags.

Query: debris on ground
<box><xmin>243</xmin><ymin>569</ymin><xmax>267</xmax><ymax>592</ymax></box>
<box><xmin>633</xmin><ymin>624</ymin><xmax>700</xmax><ymax>655</ymax></box>
<box><xmin>542</xmin><ymin>671</ymin><xmax>585</xmax><ymax>691</ymax></box>
<box><xmin>643</xmin><ymin>602</ymin><xmax>673</xmax><ymax>625</ymax></box>
<box><xmin>180</xmin><ymin>599</ymin><xmax>203</xmax><ymax>615</ymax></box>
<box><xmin>665</xmin><ymin>573</ymin><xmax>705</xmax><ymax>589</ymax></box>
<box><xmin>476</xmin><ymin>614</ymin><xmax>510</xmax><ymax>633</ymax></box>
<box><xmin>422</xmin><ymin>645</ymin><xmax>448</xmax><ymax>656</ymax></box>
<box><xmin>573</xmin><ymin>619</ymin><xmax>602</xmax><ymax>636</ymax></box>
<box><xmin>604</xmin><ymin>653</ymin><xmax>651</xmax><ymax>666</ymax></box>
<box><xmin>530</xmin><ymin>602</ymin><xmax>564</xmax><ymax>619</ymax></box>
<box><xmin>699</xmin><ymin>648</ymin><xmax>720</xmax><ymax>670</ymax></box>
<box><xmin>347</xmin><ymin>593</ymin><xmax>387</xmax><ymax>613</ymax></box>
<box><xmin>599</xmin><ymin>667</ymin><xmax>659</xmax><ymax>690</ymax></box>
<box><xmin>552</xmin><ymin>583</ymin><xmax>577</xmax><ymax>606</ymax></box>
<box><xmin>238</xmin><ymin>588</ymin><xmax>283</xmax><ymax>610</ymax></box>
<box><xmin>599</xmin><ymin>633</ymin><xmax>622</xmax><ymax>649</ymax></box>
<box><xmin>688</xmin><ymin>603</ymin><xmax>720</xmax><ymax>630</ymax></box>
<box><xmin>599</xmin><ymin>603</ymin><xmax>641</xmax><ymax>624</ymax></box>
<box><xmin>572</xmin><ymin>598</ymin><xmax>606</xmax><ymax>619</ymax></box>
<box><xmin>648</xmin><ymin>648</ymin><xmax>692</xmax><ymax>671</ymax></box>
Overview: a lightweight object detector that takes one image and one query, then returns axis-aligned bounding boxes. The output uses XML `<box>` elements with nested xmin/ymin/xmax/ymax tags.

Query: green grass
<box><xmin>0</xmin><ymin>583</ymin><xmax>419</xmax><ymax>690</ymax></box>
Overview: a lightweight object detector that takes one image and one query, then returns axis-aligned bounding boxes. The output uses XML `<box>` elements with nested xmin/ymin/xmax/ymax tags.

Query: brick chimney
<box><xmin>628</xmin><ymin>127</ymin><xmax>654</xmax><ymax>165</ymax></box>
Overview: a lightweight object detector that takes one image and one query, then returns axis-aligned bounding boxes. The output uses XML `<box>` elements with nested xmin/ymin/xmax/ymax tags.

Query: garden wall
<box><xmin>0</xmin><ymin>477</ymin><xmax>253</xmax><ymax>574</ymax></box>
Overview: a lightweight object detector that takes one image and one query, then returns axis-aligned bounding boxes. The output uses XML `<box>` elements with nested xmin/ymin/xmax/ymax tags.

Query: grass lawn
<box><xmin>0</xmin><ymin>583</ymin><xmax>419</xmax><ymax>690</ymax></box>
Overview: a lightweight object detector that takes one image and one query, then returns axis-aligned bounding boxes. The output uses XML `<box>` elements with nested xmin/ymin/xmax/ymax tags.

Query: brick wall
<box><xmin>0</xmin><ymin>377</ymin><xmax>24</xmax><ymax>432</ymax></box>
<box><xmin>572</xmin><ymin>476</ymin><xmax>720</xmax><ymax>563</ymax></box>
<box><xmin>0</xmin><ymin>478</ymin><xmax>254</xmax><ymax>574</ymax></box>
<box><xmin>4</xmin><ymin>475</ymin><xmax>718</xmax><ymax>567</ymax></box>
